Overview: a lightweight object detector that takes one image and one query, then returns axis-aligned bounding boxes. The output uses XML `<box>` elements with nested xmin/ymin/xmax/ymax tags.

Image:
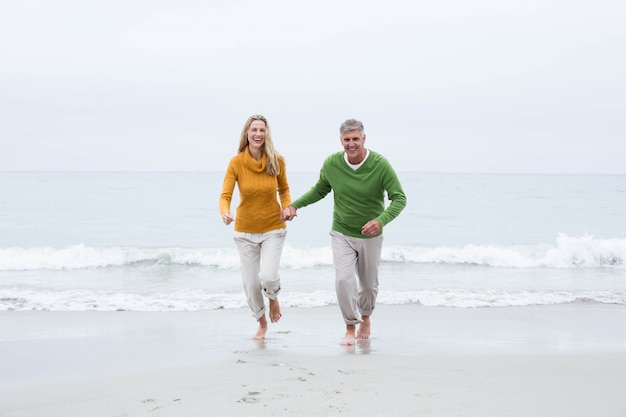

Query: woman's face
<box><xmin>247</xmin><ymin>120</ymin><xmax>266</xmax><ymax>151</ymax></box>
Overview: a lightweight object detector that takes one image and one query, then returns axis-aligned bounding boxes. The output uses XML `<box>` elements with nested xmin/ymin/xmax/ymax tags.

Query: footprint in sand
<box><xmin>239</xmin><ymin>391</ymin><xmax>262</xmax><ymax>403</ymax></box>
<box><xmin>140</xmin><ymin>397</ymin><xmax>182</xmax><ymax>412</ymax></box>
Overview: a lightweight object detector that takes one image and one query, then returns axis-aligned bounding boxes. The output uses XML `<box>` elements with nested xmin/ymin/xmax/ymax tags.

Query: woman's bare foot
<box><xmin>269</xmin><ymin>298</ymin><xmax>282</xmax><ymax>323</ymax></box>
<box><xmin>252</xmin><ymin>316</ymin><xmax>268</xmax><ymax>340</ymax></box>
<box><xmin>340</xmin><ymin>324</ymin><xmax>357</xmax><ymax>346</ymax></box>
<box><xmin>357</xmin><ymin>316</ymin><xmax>371</xmax><ymax>339</ymax></box>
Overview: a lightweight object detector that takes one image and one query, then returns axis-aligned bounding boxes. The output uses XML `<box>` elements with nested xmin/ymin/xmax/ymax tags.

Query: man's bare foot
<box><xmin>357</xmin><ymin>316</ymin><xmax>371</xmax><ymax>340</ymax></box>
<box><xmin>269</xmin><ymin>298</ymin><xmax>282</xmax><ymax>323</ymax></box>
<box><xmin>340</xmin><ymin>324</ymin><xmax>357</xmax><ymax>346</ymax></box>
<box><xmin>253</xmin><ymin>316</ymin><xmax>268</xmax><ymax>340</ymax></box>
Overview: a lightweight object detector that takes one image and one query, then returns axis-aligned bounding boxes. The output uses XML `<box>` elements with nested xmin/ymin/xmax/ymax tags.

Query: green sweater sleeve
<box><xmin>375</xmin><ymin>158</ymin><xmax>407</xmax><ymax>228</ymax></box>
<box><xmin>291</xmin><ymin>163</ymin><xmax>332</xmax><ymax>209</ymax></box>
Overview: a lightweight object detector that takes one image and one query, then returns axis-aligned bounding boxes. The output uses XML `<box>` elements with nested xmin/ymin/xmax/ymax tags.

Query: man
<box><xmin>282</xmin><ymin>119</ymin><xmax>406</xmax><ymax>346</ymax></box>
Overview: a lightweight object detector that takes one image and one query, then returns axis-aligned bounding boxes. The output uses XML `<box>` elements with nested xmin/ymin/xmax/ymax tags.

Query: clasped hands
<box><xmin>281</xmin><ymin>205</ymin><xmax>297</xmax><ymax>221</ymax></box>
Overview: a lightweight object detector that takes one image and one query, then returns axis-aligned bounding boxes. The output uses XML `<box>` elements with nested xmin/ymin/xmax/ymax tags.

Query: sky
<box><xmin>1</xmin><ymin>0</ymin><xmax>625</xmax><ymax>174</ymax></box>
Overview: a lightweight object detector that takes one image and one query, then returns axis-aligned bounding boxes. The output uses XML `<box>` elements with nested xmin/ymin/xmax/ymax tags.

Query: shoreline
<box><xmin>2</xmin><ymin>304</ymin><xmax>626</xmax><ymax>416</ymax></box>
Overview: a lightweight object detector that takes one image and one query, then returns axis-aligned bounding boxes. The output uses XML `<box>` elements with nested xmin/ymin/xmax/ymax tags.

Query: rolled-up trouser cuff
<box><xmin>263</xmin><ymin>285</ymin><xmax>281</xmax><ymax>300</ymax></box>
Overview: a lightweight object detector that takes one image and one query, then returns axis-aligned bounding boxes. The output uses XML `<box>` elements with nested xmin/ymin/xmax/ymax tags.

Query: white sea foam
<box><xmin>1</xmin><ymin>234</ymin><xmax>624</xmax><ymax>271</ymax></box>
<box><xmin>0</xmin><ymin>244</ymin><xmax>242</xmax><ymax>271</ymax></box>
<box><xmin>1</xmin><ymin>287</ymin><xmax>624</xmax><ymax>311</ymax></box>
<box><xmin>390</xmin><ymin>234</ymin><xmax>626</xmax><ymax>268</ymax></box>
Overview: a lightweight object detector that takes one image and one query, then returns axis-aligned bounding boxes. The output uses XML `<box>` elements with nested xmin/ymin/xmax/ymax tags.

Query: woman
<box><xmin>219</xmin><ymin>114</ymin><xmax>291</xmax><ymax>340</ymax></box>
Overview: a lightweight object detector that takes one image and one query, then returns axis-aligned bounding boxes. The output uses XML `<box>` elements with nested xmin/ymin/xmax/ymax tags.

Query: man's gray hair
<box><xmin>339</xmin><ymin>119</ymin><xmax>365</xmax><ymax>136</ymax></box>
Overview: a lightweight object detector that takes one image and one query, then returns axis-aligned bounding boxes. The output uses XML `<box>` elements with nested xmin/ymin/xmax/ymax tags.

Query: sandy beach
<box><xmin>2</xmin><ymin>304</ymin><xmax>626</xmax><ymax>416</ymax></box>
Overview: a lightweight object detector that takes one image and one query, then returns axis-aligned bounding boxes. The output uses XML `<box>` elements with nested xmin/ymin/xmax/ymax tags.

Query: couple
<box><xmin>219</xmin><ymin>115</ymin><xmax>406</xmax><ymax>346</ymax></box>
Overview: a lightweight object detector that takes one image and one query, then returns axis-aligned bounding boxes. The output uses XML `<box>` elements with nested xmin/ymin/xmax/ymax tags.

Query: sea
<box><xmin>1</xmin><ymin>171</ymin><xmax>625</xmax><ymax>312</ymax></box>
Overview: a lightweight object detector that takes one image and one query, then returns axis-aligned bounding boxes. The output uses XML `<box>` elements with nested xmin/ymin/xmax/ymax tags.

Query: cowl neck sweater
<box><xmin>219</xmin><ymin>147</ymin><xmax>291</xmax><ymax>233</ymax></box>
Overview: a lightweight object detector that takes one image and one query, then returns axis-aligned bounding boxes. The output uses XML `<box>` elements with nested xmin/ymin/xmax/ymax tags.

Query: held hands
<box><xmin>361</xmin><ymin>219</ymin><xmax>382</xmax><ymax>237</ymax></box>
<box><xmin>281</xmin><ymin>205</ymin><xmax>297</xmax><ymax>221</ymax></box>
<box><xmin>222</xmin><ymin>212</ymin><xmax>234</xmax><ymax>225</ymax></box>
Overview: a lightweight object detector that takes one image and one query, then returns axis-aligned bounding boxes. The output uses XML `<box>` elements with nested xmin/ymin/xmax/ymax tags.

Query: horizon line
<box><xmin>1</xmin><ymin>170</ymin><xmax>625</xmax><ymax>176</ymax></box>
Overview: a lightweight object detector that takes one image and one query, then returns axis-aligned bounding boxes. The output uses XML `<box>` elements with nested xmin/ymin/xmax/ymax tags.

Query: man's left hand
<box><xmin>361</xmin><ymin>219</ymin><xmax>381</xmax><ymax>237</ymax></box>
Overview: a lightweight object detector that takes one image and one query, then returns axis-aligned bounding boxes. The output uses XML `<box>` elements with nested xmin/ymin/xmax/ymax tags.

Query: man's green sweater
<box><xmin>291</xmin><ymin>150</ymin><xmax>407</xmax><ymax>238</ymax></box>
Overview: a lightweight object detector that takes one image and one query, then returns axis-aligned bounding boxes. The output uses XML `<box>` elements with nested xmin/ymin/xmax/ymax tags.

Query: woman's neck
<box><xmin>248</xmin><ymin>146</ymin><xmax>263</xmax><ymax>161</ymax></box>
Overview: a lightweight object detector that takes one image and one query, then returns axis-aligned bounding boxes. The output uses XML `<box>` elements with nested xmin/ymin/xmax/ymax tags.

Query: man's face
<box><xmin>340</xmin><ymin>130</ymin><xmax>367</xmax><ymax>164</ymax></box>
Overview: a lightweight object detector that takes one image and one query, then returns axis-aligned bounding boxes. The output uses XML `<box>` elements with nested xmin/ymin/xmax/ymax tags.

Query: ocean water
<box><xmin>1</xmin><ymin>171</ymin><xmax>625</xmax><ymax>312</ymax></box>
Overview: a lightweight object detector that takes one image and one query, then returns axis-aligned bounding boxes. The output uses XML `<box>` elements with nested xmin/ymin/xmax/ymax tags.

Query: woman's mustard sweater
<box><xmin>219</xmin><ymin>148</ymin><xmax>291</xmax><ymax>233</ymax></box>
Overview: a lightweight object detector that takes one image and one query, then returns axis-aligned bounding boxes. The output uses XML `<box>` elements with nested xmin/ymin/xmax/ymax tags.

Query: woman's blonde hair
<box><xmin>237</xmin><ymin>114</ymin><xmax>281</xmax><ymax>176</ymax></box>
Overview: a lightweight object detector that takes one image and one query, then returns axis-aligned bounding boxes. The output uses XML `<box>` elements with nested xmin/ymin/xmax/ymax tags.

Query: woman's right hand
<box><xmin>222</xmin><ymin>212</ymin><xmax>234</xmax><ymax>225</ymax></box>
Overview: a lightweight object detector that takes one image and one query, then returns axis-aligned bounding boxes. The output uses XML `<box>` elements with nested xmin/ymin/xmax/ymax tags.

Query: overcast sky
<box><xmin>1</xmin><ymin>0</ymin><xmax>625</xmax><ymax>173</ymax></box>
